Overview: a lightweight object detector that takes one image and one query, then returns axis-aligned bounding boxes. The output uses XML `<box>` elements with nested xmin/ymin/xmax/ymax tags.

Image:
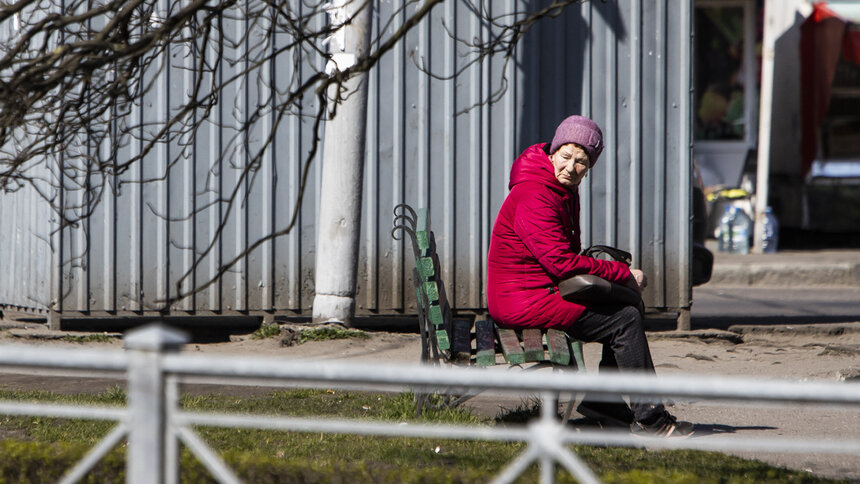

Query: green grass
<box><xmin>250</xmin><ymin>324</ymin><xmax>370</xmax><ymax>343</ymax></box>
<box><xmin>250</xmin><ymin>323</ymin><xmax>282</xmax><ymax>339</ymax></box>
<box><xmin>0</xmin><ymin>388</ymin><xmax>846</xmax><ymax>483</ymax></box>
<box><xmin>60</xmin><ymin>333</ymin><xmax>119</xmax><ymax>343</ymax></box>
<box><xmin>296</xmin><ymin>326</ymin><xmax>369</xmax><ymax>343</ymax></box>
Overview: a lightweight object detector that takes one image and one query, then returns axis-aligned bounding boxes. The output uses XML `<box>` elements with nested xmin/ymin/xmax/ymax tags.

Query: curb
<box><xmin>727</xmin><ymin>322</ymin><xmax>860</xmax><ymax>337</ymax></box>
<box><xmin>646</xmin><ymin>329</ymin><xmax>743</xmax><ymax>344</ymax></box>
<box><xmin>706</xmin><ymin>249</ymin><xmax>860</xmax><ymax>288</ymax></box>
<box><xmin>647</xmin><ymin>323</ymin><xmax>860</xmax><ymax>342</ymax></box>
<box><xmin>710</xmin><ymin>261</ymin><xmax>860</xmax><ymax>287</ymax></box>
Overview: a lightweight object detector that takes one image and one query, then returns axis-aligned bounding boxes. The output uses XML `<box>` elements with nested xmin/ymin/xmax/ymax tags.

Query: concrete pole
<box><xmin>124</xmin><ymin>323</ymin><xmax>188</xmax><ymax>484</ymax></box>
<box><xmin>312</xmin><ymin>0</ymin><xmax>372</xmax><ymax>326</ymax></box>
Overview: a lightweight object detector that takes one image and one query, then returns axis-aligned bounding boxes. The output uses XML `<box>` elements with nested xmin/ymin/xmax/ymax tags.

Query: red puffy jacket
<box><xmin>487</xmin><ymin>144</ymin><xmax>632</xmax><ymax>330</ymax></box>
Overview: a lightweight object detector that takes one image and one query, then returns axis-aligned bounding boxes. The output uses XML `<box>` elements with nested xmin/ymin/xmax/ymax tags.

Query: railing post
<box><xmin>124</xmin><ymin>323</ymin><xmax>188</xmax><ymax>484</ymax></box>
<box><xmin>539</xmin><ymin>392</ymin><xmax>558</xmax><ymax>484</ymax></box>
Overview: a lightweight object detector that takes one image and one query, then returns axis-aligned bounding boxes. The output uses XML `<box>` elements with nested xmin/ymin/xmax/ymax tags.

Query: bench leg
<box><xmin>559</xmin><ymin>393</ymin><xmax>576</xmax><ymax>424</ymax></box>
<box><xmin>414</xmin><ymin>392</ymin><xmax>430</xmax><ymax>418</ymax></box>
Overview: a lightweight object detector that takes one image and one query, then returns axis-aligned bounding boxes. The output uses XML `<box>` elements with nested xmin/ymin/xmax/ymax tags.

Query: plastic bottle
<box><xmin>731</xmin><ymin>207</ymin><xmax>752</xmax><ymax>255</ymax></box>
<box><xmin>716</xmin><ymin>206</ymin><xmax>734</xmax><ymax>253</ymax></box>
<box><xmin>761</xmin><ymin>206</ymin><xmax>779</xmax><ymax>253</ymax></box>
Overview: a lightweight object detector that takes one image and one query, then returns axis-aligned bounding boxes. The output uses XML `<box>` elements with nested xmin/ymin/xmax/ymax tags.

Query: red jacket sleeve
<box><xmin>511</xmin><ymin>187</ymin><xmax>632</xmax><ymax>284</ymax></box>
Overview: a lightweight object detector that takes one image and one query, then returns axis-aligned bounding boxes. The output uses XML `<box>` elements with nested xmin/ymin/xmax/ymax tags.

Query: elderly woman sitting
<box><xmin>487</xmin><ymin>115</ymin><xmax>693</xmax><ymax>438</ymax></box>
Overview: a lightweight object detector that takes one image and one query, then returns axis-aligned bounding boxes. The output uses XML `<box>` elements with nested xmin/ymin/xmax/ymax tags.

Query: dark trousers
<box><xmin>565</xmin><ymin>304</ymin><xmax>664</xmax><ymax>422</ymax></box>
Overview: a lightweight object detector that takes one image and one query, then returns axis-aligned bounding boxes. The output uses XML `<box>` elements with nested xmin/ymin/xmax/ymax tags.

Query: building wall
<box><xmin>0</xmin><ymin>169</ymin><xmax>54</xmax><ymax>313</ymax></box>
<box><xmin>0</xmin><ymin>0</ymin><xmax>694</xmax><ymax>319</ymax></box>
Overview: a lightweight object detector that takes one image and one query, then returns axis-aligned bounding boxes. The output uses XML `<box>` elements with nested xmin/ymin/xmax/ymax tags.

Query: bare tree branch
<box><xmin>0</xmin><ymin>0</ymin><xmax>587</xmax><ymax>311</ymax></box>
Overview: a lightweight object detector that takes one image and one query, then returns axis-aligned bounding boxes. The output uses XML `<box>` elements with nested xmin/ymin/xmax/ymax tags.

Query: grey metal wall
<box><xmin>0</xmin><ymin>169</ymin><xmax>54</xmax><ymax>313</ymax></box>
<box><xmin>0</xmin><ymin>0</ymin><xmax>693</xmax><ymax>318</ymax></box>
<box><xmin>369</xmin><ymin>0</ymin><xmax>694</xmax><ymax>316</ymax></box>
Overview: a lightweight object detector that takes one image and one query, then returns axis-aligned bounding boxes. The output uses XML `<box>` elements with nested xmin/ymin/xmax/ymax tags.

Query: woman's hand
<box><xmin>627</xmin><ymin>269</ymin><xmax>648</xmax><ymax>294</ymax></box>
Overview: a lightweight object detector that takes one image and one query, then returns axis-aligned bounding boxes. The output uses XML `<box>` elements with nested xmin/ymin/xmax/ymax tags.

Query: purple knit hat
<box><xmin>549</xmin><ymin>115</ymin><xmax>604</xmax><ymax>166</ymax></box>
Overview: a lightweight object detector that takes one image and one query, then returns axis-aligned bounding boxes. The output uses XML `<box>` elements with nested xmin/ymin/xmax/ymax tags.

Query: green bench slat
<box><xmin>475</xmin><ymin>320</ymin><xmax>497</xmax><ymax>366</ymax></box>
<box><xmin>423</xmin><ymin>281</ymin><xmax>439</xmax><ymax>303</ymax></box>
<box><xmin>416</xmin><ymin>257</ymin><xmax>435</xmax><ymax>281</ymax></box>
<box><xmin>521</xmin><ymin>329</ymin><xmax>544</xmax><ymax>362</ymax></box>
<box><xmin>415</xmin><ymin>228</ymin><xmax>436</xmax><ymax>259</ymax></box>
<box><xmin>414</xmin><ymin>273</ymin><xmax>450</xmax><ymax>352</ymax></box>
<box><xmin>416</xmin><ymin>209</ymin><xmax>431</xmax><ymax>256</ymax></box>
<box><xmin>496</xmin><ymin>328</ymin><xmax>526</xmax><ymax>365</ymax></box>
<box><xmin>426</xmin><ymin>304</ymin><xmax>443</xmax><ymax>328</ymax></box>
<box><xmin>435</xmin><ymin>329</ymin><xmax>450</xmax><ymax>351</ymax></box>
<box><xmin>416</xmin><ymin>231</ymin><xmax>431</xmax><ymax>257</ymax></box>
<box><xmin>546</xmin><ymin>329</ymin><xmax>571</xmax><ymax>365</ymax></box>
<box><xmin>416</xmin><ymin>208</ymin><xmax>430</xmax><ymax>232</ymax></box>
<box><xmin>428</xmin><ymin>304</ymin><xmax>449</xmax><ymax>350</ymax></box>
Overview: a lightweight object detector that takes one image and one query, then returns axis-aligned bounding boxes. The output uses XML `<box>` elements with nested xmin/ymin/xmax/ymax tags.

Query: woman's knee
<box><xmin>615</xmin><ymin>305</ymin><xmax>644</xmax><ymax>332</ymax></box>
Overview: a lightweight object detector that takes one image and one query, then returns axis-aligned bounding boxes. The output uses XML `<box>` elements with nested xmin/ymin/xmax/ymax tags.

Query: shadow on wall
<box><xmin>517</xmin><ymin>1</ymin><xmax>626</xmax><ymax>152</ymax></box>
<box><xmin>59</xmin><ymin>316</ymin><xmax>263</xmax><ymax>343</ymax></box>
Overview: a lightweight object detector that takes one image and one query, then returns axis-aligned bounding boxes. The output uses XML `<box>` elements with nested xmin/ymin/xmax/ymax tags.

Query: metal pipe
<box><xmin>491</xmin><ymin>446</ymin><xmax>540</xmax><ymax>484</ymax></box>
<box><xmin>176</xmin><ymin>426</ymin><xmax>241</xmax><ymax>484</ymax></box>
<box><xmin>0</xmin><ymin>401</ymin><xmax>126</xmax><ymax>420</ymax></box>
<box><xmin>549</xmin><ymin>445</ymin><xmax>601</xmax><ymax>484</ymax></box>
<box><xmin>124</xmin><ymin>324</ymin><xmax>187</xmax><ymax>484</ymax></box>
<box><xmin>175</xmin><ymin>411</ymin><xmax>860</xmax><ymax>456</ymax></box>
<box><xmin>164</xmin><ymin>376</ymin><xmax>181</xmax><ymax>484</ymax></box>
<box><xmin>0</xmin><ymin>346</ymin><xmax>128</xmax><ymax>371</ymax></box>
<box><xmin>0</xmin><ymin>340</ymin><xmax>856</xmax><ymax>406</ymax></box>
<box><xmin>59</xmin><ymin>424</ymin><xmax>129</xmax><ymax>484</ymax></box>
<box><xmin>159</xmin><ymin>355</ymin><xmax>860</xmax><ymax>405</ymax></box>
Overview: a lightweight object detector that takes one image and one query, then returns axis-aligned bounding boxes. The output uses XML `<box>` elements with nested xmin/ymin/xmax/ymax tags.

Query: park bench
<box><xmin>391</xmin><ymin>204</ymin><xmax>586</xmax><ymax>414</ymax></box>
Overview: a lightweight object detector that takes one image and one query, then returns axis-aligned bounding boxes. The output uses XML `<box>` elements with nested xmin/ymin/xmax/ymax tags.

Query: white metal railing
<box><xmin>0</xmin><ymin>323</ymin><xmax>857</xmax><ymax>484</ymax></box>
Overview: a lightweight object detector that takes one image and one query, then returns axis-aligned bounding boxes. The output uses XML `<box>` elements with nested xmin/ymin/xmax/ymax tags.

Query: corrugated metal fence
<box><xmin>0</xmin><ymin>0</ymin><xmax>692</xmax><ymax>321</ymax></box>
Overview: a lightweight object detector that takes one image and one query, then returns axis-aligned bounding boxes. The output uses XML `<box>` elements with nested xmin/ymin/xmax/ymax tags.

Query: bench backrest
<box><xmin>393</xmin><ymin>204</ymin><xmax>584</xmax><ymax>369</ymax></box>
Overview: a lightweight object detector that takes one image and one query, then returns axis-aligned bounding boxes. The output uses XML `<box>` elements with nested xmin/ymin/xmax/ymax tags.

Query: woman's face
<box><xmin>550</xmin><ymin>143</ymin><xmax>590</xmax><ymax>189</ymax></box>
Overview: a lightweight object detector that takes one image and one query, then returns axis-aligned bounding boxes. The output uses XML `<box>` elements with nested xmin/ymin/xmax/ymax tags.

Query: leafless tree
<box><xmin>0</xmin><ymin>0</ymin><xmax>585</xmax><ymax>308</ymax></box>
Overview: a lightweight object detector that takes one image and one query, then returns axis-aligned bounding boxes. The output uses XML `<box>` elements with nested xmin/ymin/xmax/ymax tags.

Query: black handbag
<box><xmin>557</xmin><ymin>245</ymin><xmax>644</xmax><ymax>309</ymax></box>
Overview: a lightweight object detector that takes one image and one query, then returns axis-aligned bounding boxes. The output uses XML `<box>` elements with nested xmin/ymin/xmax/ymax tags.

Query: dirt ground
<box><xmin>0</xmin><ymin>321</ymin><xmax>858</xmax><ymax>481</ymax></box>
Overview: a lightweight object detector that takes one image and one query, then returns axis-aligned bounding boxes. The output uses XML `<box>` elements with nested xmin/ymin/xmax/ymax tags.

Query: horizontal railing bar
<box><xmin>571</xmin><ymin>429</ymin><xmax>860</xmax><ymax>455</ymax></box>
<box><xmin>0</xmin><ymin>367</ymin><xmax>125</xmax><ymax>379</ymax></box>
<box><xmin>174</xmin><ymin>411</ymin><xmax>530</xmax><ymax>442</ymax></box>
<box><xmin>0</xmin><ymin>401</ymin><xmax>127</xmax><ymax>420</ymax></box>
<box><xmin>2</xmin><ymin>344</ymin><xmax>853</xmax><ymax>408</ymax></box>
<box><xmin>176</xmin><ymin>375</ymin><xmax>405</xmax><ymax>393</ymax></box>
<box><xmin>175</xmin><ymin>411</ymin><xmax>860</xmax><ymax>455</ymax></box>
<box><xmin>162</xmin><ymin>356</ymin><xmax>860</xmax><ymax>405</ymax></box>
<box><xmin>0</xmin><ymin>345</ymin><xmax>128</xmax><ymax>372</ymax></box>
<box><xmin>173</xmin><ymin>376</ymin><xmax>860</xmax><ymax>412</ymax></box>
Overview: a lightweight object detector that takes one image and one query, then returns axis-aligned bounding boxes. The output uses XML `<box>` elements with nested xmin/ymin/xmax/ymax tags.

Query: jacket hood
<box><xmin>509</xmin><ymin>143</ymin><xmax>568</xmax><ymax>194</ymax></box>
